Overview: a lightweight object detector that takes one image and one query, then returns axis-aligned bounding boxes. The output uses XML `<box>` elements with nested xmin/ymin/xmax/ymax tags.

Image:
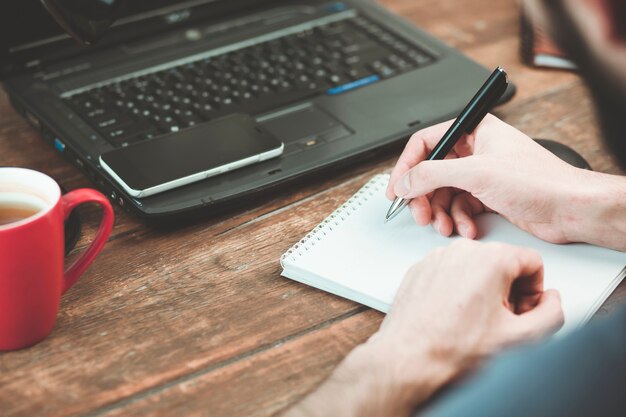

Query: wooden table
<box><xmin>1</xmin><ymin>1</ymin><xmax>624</xmax><ymax>415</ymax></box>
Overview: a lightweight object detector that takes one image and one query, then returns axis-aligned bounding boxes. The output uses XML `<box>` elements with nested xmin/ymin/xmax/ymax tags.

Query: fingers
<box><xmin>512</xmin><ymin>291</ymin><xmax>543</xmax><ymax>315</ymax></box>
<box><xmin>386</xmin><ymin>120</ymin><xmax>455</xmax><ymax>200</ymax></box>
<box><xmin>451</xmin><ymin>202</ymin><xmax>476</xmax><ymax>239</ymax></box>
<box><xmin>483</xmin><ymin>244</ymin><xmax>562</xmax><ymax>341</ymax></box>
<box><xmin>387</xmin><ymin>138</ymin><xmax>427</xmax><ymax>200</ymax></box>
<box><xmin>450</xmin><ymin>193</ymin><xmax>483</xmax><ymax>239</ymax></box>
<box><xmin>408</xmin><ymin>196</ymin><xmax>432</xmax><ymax>226</ymax></box>
<box><xmin>511</xmin><ymin>289</ymin><xmax>564</xmax><ymax>340</ymax></box>
<box><xmin>510</xmin><ymin>265</ymin><xmax>548</xmax><ymax>314</ymax></box>
<box><xmin>393</xmin><ymin>157</ymin><xmax>482</xmax><ymax>200</ymax></box>
<box><xmin>430</xmin><ymin>189</ymin><xmax>454</xmax><ymax>236</ymax></box>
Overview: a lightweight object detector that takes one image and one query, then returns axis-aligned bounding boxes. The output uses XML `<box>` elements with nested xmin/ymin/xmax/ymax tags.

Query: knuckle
<box><xmin>482</xmin><ymin>113</ymin><xmax>502</xmax><ymax>129</ymax></box>
<box><xmin>406</xmin><ymin>131</ymin><xmax>427</xmax><ymax>151</ymax></box>
<box><xmin>481</xmin><ymin>242</ymin><xmax>511</xmax><ymax>268</ymax></box>
<box><xmin>484</xmin><ymin>113</ymin><xmax>498</xmax><ymax>123</ymax></box>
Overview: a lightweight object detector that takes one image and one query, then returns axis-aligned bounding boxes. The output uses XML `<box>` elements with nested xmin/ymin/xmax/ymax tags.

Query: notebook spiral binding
<box><xmin>280</xmin><ymin>174</ymin><xmax>389</xmax><ymax>266</ymax></box>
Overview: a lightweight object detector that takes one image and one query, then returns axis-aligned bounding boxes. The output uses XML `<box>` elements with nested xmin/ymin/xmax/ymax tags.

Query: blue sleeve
<box><xmin>418</xmin><ymin>308</ymin><xmax>626</xmax><ymax>417</ymax></box>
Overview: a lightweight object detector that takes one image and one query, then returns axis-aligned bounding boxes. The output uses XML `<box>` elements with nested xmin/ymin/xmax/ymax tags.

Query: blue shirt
<box><xmin>420</xmin><ymin>308</ymin><xmax>626</xmax><ymax>417</ymax></box>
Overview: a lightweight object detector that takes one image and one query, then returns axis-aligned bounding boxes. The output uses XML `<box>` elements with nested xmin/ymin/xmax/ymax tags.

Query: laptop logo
<box><xmin>165</xmin><ymin>9</ymin><xmax>191</xmax><ymax>24</ymax></box>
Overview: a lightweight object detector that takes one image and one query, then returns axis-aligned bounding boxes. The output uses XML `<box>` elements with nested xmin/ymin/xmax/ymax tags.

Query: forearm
<box><xmin>562</xmin><ymin>170</ymin><xmax>626</xmax><ymax>251</ymax></box>
<box><xmin>282</xmin><ymin>339</ymin><xmax>455</xmax><ymax>417</ymax></box>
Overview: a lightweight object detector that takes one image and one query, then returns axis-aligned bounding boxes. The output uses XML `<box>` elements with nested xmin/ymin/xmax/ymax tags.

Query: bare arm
<box><xmin>563</xmin><ymin>170</ymin><xmax>626</xmax><ymax>251</ymax></box>
<box><xmin>283</xmin><ymin>339</ymin><xmax>453</xmax><ymax>417</ymax></box>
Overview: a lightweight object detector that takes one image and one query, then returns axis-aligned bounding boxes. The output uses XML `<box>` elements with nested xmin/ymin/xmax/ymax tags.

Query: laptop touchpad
<box><xmin>259</xmin><ymin>104</ymin><xmax>352</xmax><ymax>149</ymax></box>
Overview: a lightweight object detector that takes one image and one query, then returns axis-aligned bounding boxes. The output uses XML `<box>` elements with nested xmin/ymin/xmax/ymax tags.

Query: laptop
<box><xmin>0</xmin><ymin>0</ymin><xmax>515</xmax><ymax>222</ymax></box>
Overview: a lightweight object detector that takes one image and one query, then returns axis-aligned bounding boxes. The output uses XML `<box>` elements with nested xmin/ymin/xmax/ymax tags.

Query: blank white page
<box><xmin>281</xmin><ymin>174</ymin><xmax>625</xmax><ymax>334</ymax></box>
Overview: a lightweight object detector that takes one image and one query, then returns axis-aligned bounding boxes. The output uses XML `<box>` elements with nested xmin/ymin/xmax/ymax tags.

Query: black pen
<box><xmin>385</xmin><ymin>66</ymin><xmax>509</xmax><ymax>223</ymax></box>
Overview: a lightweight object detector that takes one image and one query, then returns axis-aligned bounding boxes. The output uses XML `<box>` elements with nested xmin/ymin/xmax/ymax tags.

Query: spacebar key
<box><xmin>326</xmin><ymin>75</ymin><xmax>380</xmax><ymax>95</ymax></box>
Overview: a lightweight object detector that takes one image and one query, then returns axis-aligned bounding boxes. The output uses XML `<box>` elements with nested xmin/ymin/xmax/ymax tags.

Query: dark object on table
<box><xmin>520</xmin><ymin>0</ymin><xmax>576</xmax><ymax>70</ymax></box>
<box><xmin>535</xmin><ymin>139</ymin><xmax>592</xmax><ymax>170</ymax></box>
<box><xmin>60</xmin><ymin>186</ymin><xmax>82</xmax><ymax>256</ymax></box>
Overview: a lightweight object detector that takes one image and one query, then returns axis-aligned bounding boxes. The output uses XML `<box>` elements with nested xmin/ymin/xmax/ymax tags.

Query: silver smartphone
<box><xmin>99</xmin><ymin>114</ymin><xmax>284</xmax><ymax>198</ymax></box>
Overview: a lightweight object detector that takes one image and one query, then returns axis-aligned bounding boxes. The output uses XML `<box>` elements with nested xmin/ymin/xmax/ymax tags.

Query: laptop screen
<box><xmin>0</xmin><ymin>0</ymin><xmax>271</xmax><ymax>79</ymax></box>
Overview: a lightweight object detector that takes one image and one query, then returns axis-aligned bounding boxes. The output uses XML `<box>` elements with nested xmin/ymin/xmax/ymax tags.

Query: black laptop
<box><xmin>0</xmin><ymin>0</ymin><xmax>515</xmax><ymax>222</ymax></box>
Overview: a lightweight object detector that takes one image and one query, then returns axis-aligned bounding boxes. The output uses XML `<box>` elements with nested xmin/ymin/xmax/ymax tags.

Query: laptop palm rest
<box><xmin>259</xmin><ymin>104</ymin><xmax>352</xmax><ymax>150</ymax></box>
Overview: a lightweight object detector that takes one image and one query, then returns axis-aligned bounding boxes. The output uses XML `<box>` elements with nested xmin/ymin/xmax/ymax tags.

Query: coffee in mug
<box><xmin>0</xmin><ymin>198</ymin><xmax>45</xmax><ymax>226</ymax></box>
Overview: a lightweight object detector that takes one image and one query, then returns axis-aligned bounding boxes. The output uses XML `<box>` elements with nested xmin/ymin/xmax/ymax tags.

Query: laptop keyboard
<box><xmin>64</xmin><ymin>15</ymin><xmax>435</xmax><ymax>148</ymax></box>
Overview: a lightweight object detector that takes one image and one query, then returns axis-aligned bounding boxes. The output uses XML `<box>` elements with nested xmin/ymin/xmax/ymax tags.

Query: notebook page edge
<box><xmin>281</xmin><ymin>264</ymin><xmax>391</xmax><ymax>313</ymax></box>
<box><xmin>579</xmin><ymin>265</ymin><xmax>626</xmax><ymax>325</ymax></box>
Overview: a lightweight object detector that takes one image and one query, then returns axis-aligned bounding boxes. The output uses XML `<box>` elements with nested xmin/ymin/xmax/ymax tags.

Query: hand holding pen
<box><xmin>383</xmin><ymin>66</ymin><xmax>600</xmax><ymax>245</ymax></box>
<box><xmin>385</xmin><ymin>67</ymin><xmax>509</xmax><ymax>223</ymax></box>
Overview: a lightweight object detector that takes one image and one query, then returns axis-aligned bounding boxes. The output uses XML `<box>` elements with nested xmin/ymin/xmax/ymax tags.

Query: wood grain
<box><xmin>0</xmin><ymin>0</ymin><xmax>624</xmax><ymax>416</ymax></box>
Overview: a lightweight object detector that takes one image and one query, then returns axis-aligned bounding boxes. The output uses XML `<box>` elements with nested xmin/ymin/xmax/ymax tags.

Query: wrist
<box><xmin>560</xmin><ymin>170</ymin><xmax>626</xmax><ymax>250</ymax></box>
<box><xmin>282</xmin><ymin>334</ymin><xmax>457</xmax><ymax>417</ymax></box>
<box><xmin>332</xmin><ymin>336</ymin><xmax>458</xmax><ymax>416</ymax></box>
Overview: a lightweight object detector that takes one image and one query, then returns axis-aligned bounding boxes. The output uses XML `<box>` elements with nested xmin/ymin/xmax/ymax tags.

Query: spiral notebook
<box><xmin>281</xmin><ymin>174</ymin><xmax>625</xmax><ymax>334</ymax></box>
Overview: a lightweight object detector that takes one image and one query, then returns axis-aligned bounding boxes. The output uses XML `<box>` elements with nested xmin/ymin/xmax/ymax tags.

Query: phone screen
<box><xmin>100</xmin><ymin>114</ymin><xmax>283</xmax><ymax>197</ymax></box>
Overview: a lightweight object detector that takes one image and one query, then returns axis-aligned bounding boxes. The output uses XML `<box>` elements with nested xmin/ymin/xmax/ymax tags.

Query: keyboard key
<box><xmin>408</xmin><ymin>50</ymin><xmax>433</xmax><ymax>65</ymax></box>
<box><xmin>103</xmin><ymin>123</ymin><xmax>153</xmax><ymax>143</ymax></box>
<box><xmin>328</xmin><ymin>74</ymin><xmax>350</xmax><ymax>86</ymax></box>
<box><xmin>379</xmin><ymin>65</ymin><xmax>396</xmax><ymax>78</ymax></box>
<box><xmin>95</xmin><ymin>114</ymin><xmax>133</xmax><ymax>131</ymax></box>
<box><xmin>84</xmin><ymin>106</ymin><xmax>109</xmax><ymax>119</ymax></box>
<box><xmin>347</xmin><ymin>67</ymin><xmax>371</xmax><ymax>80</ymax></box>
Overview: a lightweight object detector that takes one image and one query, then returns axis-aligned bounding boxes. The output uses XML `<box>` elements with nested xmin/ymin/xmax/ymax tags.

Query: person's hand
<box><xmin>385</xmin><ymin>114</ymin><xmax>597</xmax><ymax>244</ymax></box>
<box><xmin>282</xmin><ymin>240</ymin><xmax>564</xmax><ymax>417</ymax></box>
<box><xmin>374</xmin><ymin>240</ymin><xmax>564</xmax><ymax>373</ymax></box>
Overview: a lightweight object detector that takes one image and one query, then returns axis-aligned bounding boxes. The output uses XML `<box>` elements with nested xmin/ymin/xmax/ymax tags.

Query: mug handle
<box><xmin>61</xmin><ymin>189</ymin><xmax>114</xmax><ymax>294</ymax></box>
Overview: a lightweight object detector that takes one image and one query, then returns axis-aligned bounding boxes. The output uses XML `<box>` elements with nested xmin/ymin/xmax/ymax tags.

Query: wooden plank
<box><xmin>97</xmin><ymin>310</ymin><xmax>382</xmax><ymax>417</ymax></box>
<box><xmin>382</xmin><ymin>0</ymin><xmax>519</xmax><ymax>51</ymax></box>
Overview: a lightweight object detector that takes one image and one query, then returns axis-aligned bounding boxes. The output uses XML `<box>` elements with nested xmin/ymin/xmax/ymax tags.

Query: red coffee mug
<box><xmin>0</xmin><ymin>168</ymin><xmax>114</xmax><ymax>350</ymax></box>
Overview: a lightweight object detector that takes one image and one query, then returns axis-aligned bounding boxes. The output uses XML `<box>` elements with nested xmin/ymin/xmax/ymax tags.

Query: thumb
<box><xmin>510</xmin><ymin>289</ymin><xmax>564</xmax><ymax>342</ymax></box>
<box><xmin>393</xmin><ymin>157</ymin><xmax>483</xmax><ymax>199</ymax></box>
